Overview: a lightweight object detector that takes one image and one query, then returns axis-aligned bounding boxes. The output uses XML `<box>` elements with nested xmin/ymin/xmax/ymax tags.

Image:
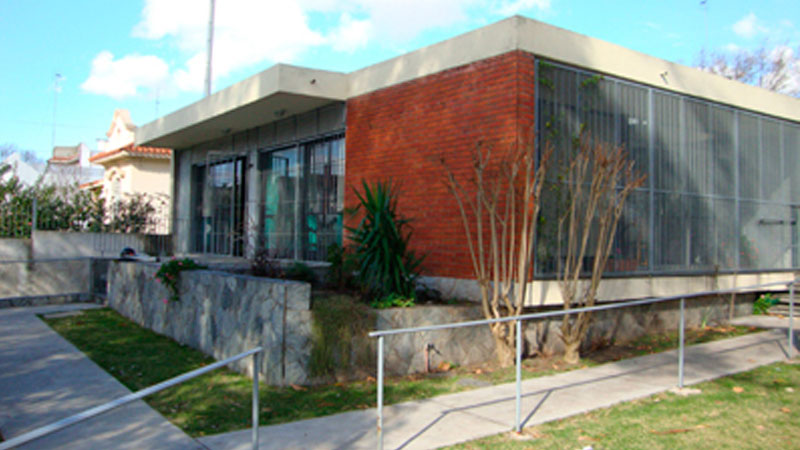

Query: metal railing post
<box><xmin>252</xmin><ymin>351</ymin><xmax>260</xmax><ymax>450</ymax></box>
<box><xmin>377</xmin><ymin>335</ymin><xmax>384</xmax><ymax>450</ymax></box>
<box><xmin>790</xmin><ymin>281</ymin><xmax>795</xmax><ymax>360</ymax></box>
<box><xmin>515</xmin><ymin>319</ymin><xmax>522</xmax><ymax>433</ymax></box>
<box><xmin>678</xmin><ymin>298</ymin><xmax>686</xmax><ymax>388</ymax></box>
<box><xmin>0</xmin><ymin>347</ymin><xmax>263</xmax><ymax>450</ymax></box>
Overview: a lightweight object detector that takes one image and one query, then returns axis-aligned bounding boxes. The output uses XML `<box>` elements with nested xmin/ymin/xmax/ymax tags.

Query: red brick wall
<box><xmin>345</xmin><ymin>50</ymin><xmax>536</xmax><ymax>279</ymax></box>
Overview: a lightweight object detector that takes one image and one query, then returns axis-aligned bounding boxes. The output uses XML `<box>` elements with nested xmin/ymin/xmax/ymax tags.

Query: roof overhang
<box><xmin>136</xmin><ymin>64</ymin><xmax>348</xmax><ymax>148</ymax></box>
<box><xmin>137</xmin><ymin>16</ymin><xmax>800</xmax><ymax>150</ymax></box>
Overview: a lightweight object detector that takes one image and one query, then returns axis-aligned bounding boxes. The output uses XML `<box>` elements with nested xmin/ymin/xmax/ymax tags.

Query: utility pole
<box><xmin>204</xmin><ymin>0</ymin><xmax>216</xmax><ymax>97</ymax></box>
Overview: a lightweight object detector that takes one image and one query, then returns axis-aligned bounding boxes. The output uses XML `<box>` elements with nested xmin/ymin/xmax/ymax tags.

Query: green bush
<box><xmin>155</xmin><ymin>258</ymin><xmax>207</xmax><ymax>302</ymax></box>
<box><xmin>346</xmin><ymin>180</ymin><xmax>423</xmax><ymax>303</ymax></box>
<box><xmin>285</xmin><ymin>262</ymin><xmax>316</xmax><ymax>284</ymax></box>
<box><xmin>753</xmin><ymin>293</ymin><xmax>780</xmax><ymax>315</ymax></box>
<box><xmin>324</xmin><ymin>242</ymin><xmax>356</xmax><ymax>290</ymax></box>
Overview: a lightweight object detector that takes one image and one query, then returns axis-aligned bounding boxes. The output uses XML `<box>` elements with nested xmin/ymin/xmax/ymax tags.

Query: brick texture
<box><xmin>345</xmin><ymin>51</ymin><xmax>537</xmax><ymax>279</ymax></box>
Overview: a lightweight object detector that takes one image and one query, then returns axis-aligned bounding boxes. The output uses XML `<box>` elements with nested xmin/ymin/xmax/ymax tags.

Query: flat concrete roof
<box><xmin>136</xmin><ymin>65</ymin><xmax>348</xmax><ymax>148</ymax></box>
<box><xmin>138</xmin><ymin>15</ymin><xmax>800</xmax><ymax>149</ymax></box>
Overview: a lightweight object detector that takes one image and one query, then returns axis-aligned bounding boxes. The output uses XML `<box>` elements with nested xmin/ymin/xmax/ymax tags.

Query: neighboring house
<box><xmin>43</xmin><ymin>143</ymin><xmax>103</xmax><ymax>187</ymax></box>
<box><xmin>88</xmin><ymin>109</ymin><xmax>172</xmax><ymax>233</ymax></box>
<box><xmin>1</xmin><ymin>152</ymin><xmax>44</xmax><ymax>186</ymax></box>
<box><xmin>136</xmin><ymin>16</ymin><xmax>800</xmax><ymax>304</ymax></box>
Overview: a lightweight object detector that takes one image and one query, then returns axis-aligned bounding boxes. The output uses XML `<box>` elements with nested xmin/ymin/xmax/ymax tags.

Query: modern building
<box><xmin>136</xmin><ymin>16</ymin><xmax>800</xmax><ymax>305</ymax></box>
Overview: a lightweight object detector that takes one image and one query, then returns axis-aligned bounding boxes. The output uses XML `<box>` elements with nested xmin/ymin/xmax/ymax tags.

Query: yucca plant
<box><xmin>346</xmin><ymin>180</ymin><xmax>423</xmax><ymax>302</ymax></box>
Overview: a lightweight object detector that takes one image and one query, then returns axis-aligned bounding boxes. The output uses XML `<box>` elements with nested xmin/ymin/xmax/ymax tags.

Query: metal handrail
<box><xmin>369</xmin><ymin>278</ymin><xmax>798</xmax><ymax>449</ymax></box>
<box><xmin>0</xmin><ymin>347</ymin><xmax>264</xmax><ymax>450</ymax></box>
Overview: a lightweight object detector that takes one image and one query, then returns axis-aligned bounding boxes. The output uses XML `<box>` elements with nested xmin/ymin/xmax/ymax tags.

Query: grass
<box><xmin>43</xmin><ymin>308</ymin><xmax>759</xmax><ymax>438</ymax></box>
<box><xmin>446</xmin><ymin>360</ymin><xmax>800</xmax><ymax>449</ymax></box>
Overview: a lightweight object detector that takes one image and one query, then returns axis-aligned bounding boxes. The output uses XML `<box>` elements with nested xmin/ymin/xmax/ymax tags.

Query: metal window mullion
<box><xmin>648</xmin><ymin>88</ymin><xmax>655</xmax><ymax>273</ymax></box>
<box><xmin>734</xmin><ymin>110</ymin><xmax>741</xmax><ymax>269</ymax></box>
<box><xmin>294</xmin><ymin>144</ymin><xmax>301</xmax><ymax>260</ymax></box>
<box><xmin>533</xmin><ymin>57</ymin><xmax>540</xmax><ymax>276</ymax></box>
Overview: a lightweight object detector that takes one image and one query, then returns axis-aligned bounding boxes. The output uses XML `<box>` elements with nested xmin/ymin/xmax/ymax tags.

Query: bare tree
<box><xmin>442</xmin><ymin>141</ymin><xmax>551</xmax><ymax>366</ymax></box>
<box><xmin>555</xmin><ymin>134</ymin><xmax>646</xmax><ymax>364</ymax></box>
<box><xmin>697</xmin><ymin>44</ymin><xmax>800</xmax><ymax>97</ymax></box>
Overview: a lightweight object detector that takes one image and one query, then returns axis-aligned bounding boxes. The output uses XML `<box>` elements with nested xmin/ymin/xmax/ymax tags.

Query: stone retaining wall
<box><xmin>107</xmin><ymin>261</ymin><xmax>759</xmax><ymax>385</ymax></box>
<box><xmin>107</xmin><ymin>261</ymin><xmax>312</xmax><ymax>385</ymax></box>
<box><xmin>524</xmin><ymin>293</ymin><xmax>755</xmax><ymax>355</ymax></box>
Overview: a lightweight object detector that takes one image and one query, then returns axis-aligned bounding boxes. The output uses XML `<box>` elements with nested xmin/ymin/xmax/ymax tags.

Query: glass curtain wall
<box><xmin>190</xmin><ymin>156</ymin><xmax>247</xmax><ymax>256</ymax></box>
<box><xmin>258</xmin><ymin>134</ymin><xmax>344</xmax><ymax>261</ymax></box>
<box><xmin>536</xmin><ymin>60</ymin><xmax>800</xmax><ymax>276</ymax></box>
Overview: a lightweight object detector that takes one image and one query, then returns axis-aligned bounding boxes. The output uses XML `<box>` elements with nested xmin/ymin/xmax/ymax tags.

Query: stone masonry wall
<box><xmin>107</xmin><ymin>261</ymin><xmax>312</xmax><ymax>385</ymax></box>
<box><xmin>107</xmin><ymin>261</ymin><xmax>759</xmax><ymax>384</ymax></box>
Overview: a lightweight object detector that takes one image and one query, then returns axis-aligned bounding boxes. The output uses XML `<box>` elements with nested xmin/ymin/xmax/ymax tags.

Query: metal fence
<box><xmin>0</xmin><ymin>198</ymin><xmax>173</xmax><ymax>259</ymax></box>
<box><xmin>0</xmin><ymin>347</ymin><xmax>263</xmax><ymax>450</ymax></box>
<box><xmin>368</xmin><ymin>279</ymin><xmax>797</xmax><ymax>449</ymax></box>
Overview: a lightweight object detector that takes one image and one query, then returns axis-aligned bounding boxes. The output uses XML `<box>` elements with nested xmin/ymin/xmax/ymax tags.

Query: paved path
<box><xmin>0</xmin><ymin>304</ymin><xmax>204</xmax><ymax>449</ymax></box>
<box><xmin>200</xmin><ymin>326</ymin><xmax>794</xmax><ymax>450</ymax></box>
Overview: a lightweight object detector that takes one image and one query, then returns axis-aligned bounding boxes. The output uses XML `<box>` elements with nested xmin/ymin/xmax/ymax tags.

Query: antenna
<box><xmin>51</xmin><ymin>73</ymin><xmax>64</xmax><ymax>150</ymax></box>
<box><xmin>701</xmin><ymin>0</ymin><xmax>709</xmax><ymax>57</ymax></box>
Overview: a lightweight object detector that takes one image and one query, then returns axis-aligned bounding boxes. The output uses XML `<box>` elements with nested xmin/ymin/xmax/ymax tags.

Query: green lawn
<box><xmin>447</xmin><ymin>361</ymin><xmax>800</xmax><ymax>449</ymax></box>
<box><xmin>43</xmin><ymin>307</ymin><xmax>759</xmax><ymax>437</ymax></box>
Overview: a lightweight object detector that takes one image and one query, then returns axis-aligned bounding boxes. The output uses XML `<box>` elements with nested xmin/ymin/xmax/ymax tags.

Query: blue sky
<box><xmin>1</xmin><ymin>0</ymin><xmax>798</xmax><ymax>161</ymax></box>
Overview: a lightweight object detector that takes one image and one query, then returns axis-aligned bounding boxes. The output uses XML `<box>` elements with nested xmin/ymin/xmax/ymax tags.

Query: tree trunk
<box><xmin>491</xmin><ymin>322</ymin><xmax>519</xmax><ymax>367</ymax></box>
<box><xmin>562</xmin><ymin>338</ymin><xmax>581</xmax><ymax>365</ymax></box>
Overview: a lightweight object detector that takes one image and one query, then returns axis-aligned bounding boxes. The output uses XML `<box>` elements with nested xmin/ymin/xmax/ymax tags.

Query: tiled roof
<box><xmin>48</xmin><ymin>154</ymin><xmax>79</xmax><ymax>164</ymax></box>
<box><xmin>89</xmin><ymin>143</ymin><xmax>172</xmax><ymax>163</ymax></box>
<box><xmin>79</xmin><ymin>179</ymin><xmax>103</xmax><ymax>190</ymax></box>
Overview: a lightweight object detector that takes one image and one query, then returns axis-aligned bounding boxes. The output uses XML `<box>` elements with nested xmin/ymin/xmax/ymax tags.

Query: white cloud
<box><xmin>494</xmin><ymin>0</ymin><xmax>551</xmax><ymax>16</ymax></box>
<box><xmin>84</xmin><ymin>0</ymin><xmax>550</xmax><ymax>99</ymax></box>
<box><xmin>328</xmin><ymin>13</ymin><xmax>372</xmax><ymax>53</ymax></box>
<box><xmin>732</xmin><ymin>12</ymin><xmax>766</xmax><ymax>39</ymax></box>
<box><xmin>723</xmin><ymin>43</ymin><xmax>740</xmax><ymax>53</ymax></box>
<box><xmin>81</xmin><ymin>51</ymin><xmax>170</xmax><ymax>99</ymax></box>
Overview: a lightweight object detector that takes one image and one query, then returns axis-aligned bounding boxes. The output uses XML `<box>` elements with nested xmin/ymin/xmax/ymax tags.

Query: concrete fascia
<box><xmin>136</xmin><ymin>64</ymin><xmax>348</xmax><ymax>148</ymax></box>
<box><xmin>138</xmin><ymin>16</ymin><xmax>800</xmax><ymax>148</ymax></box>
<box><xmin>515</xmin><ymin>18</ymin><xmax>800</xmax><ymax>122</ymax></box>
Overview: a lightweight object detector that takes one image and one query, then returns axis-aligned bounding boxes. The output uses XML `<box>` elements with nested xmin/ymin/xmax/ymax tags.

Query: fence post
<box><xmin>377</xmin><ymin>335</ymin><xmax>384</xmax><ymax>450</ymax></box>
<box><xmin>252</xmin><ymin>351</ymin><xmax>260</xmax><ymax>450</ymax></box>
<box><xmin>790</xmin><ymin>281</ymin><xmax>795</xmax><ymax>360</ymax></box>
<box><xmin>32</xmin><ymin>196</ymin><xmax>37</xmax><ymax>233</ymax></box>
<box><xmin>678</xmin><ymin>298</ymin><xmax>685</xmax><ymax>388</ymax></box>
<box><xmin>515</xmin><ymin>319</ymin><xmax>522</xmax><ymax>433</ymax></box>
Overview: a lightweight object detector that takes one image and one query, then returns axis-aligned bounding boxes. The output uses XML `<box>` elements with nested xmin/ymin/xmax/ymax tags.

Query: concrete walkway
<box><xmin>200</xmin><ymin>324</ymin><xmax>795</xmax><ymax>450</ymax></box>
<box><xmin>0</xmin><ymin>304</ymin><xmax>204</xmax><ymax>450</ymax></box>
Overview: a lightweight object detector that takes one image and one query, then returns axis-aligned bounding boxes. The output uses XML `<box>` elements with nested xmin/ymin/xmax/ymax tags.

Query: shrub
<box><xmin>285</xmin><ymin>262</ymin><xmax>316</xmax><ymax>284</ymax></box>
<box><xmin>346</xmin><ymin>180</ymin><xmax>423</xmax><ymax>303</ymax></box>
<box><xmin>753</xmin><ymin>293</ymin><xmax>779</xmax><ymax>315</ymax></box>
<box><xmin>324</xmin><ymin>242</ymin><xmax>356</xmax><ymax>290</ymax></box>
<box><xmin>155</xmin><ymin>258</ymin><xmax>206</xmax><ymax>302</ymax></box>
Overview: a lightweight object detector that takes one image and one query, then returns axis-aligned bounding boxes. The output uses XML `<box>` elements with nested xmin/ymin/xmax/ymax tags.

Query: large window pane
<box><xmin>653</xmin><ymin>92</ymin><xmax>683</xmax><ymax>192</ymax></box>
<box><xmin>258</xmin><ymin>135</ymin><xmax>345</xmax><ymax>261</ymax></box>
<box><xmin>710</xmin><ymin>106</ymin><xmax>735</xmax><ymax>197</ymax></box>
<box><xmin>261</xmin><ymin>147</ymin><xmax>299</xmax><ymax>258</ymax></box>
<box><xmin>536</xmin><ymin>60</ymin><xmax>800</xmax><ymax>275</ymax></box>
<box><xmin>738</xmin><ymin>114</ymin><xmax>760</xmax><ymax>200</ymax></box>
<box><xmin>191</xmin><ymin>156</ymin><xmax>247</xmax><ymax>256</ymax></box>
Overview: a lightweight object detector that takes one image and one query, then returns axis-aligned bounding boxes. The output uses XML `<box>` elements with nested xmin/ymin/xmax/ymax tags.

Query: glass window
<box><xmin>190</xmin><ymin>156</ymin><xmax>247</xmax><ymax>256</ymax></box>
<box><xmin>258</xmin><ymin>135</ymin><xmax>345</xmax><ymax>261</ymax></box>
<box><xmin>536</xmin><ymin>60</ymin><xmax>800</xmax><ymax>276</ymax></box>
